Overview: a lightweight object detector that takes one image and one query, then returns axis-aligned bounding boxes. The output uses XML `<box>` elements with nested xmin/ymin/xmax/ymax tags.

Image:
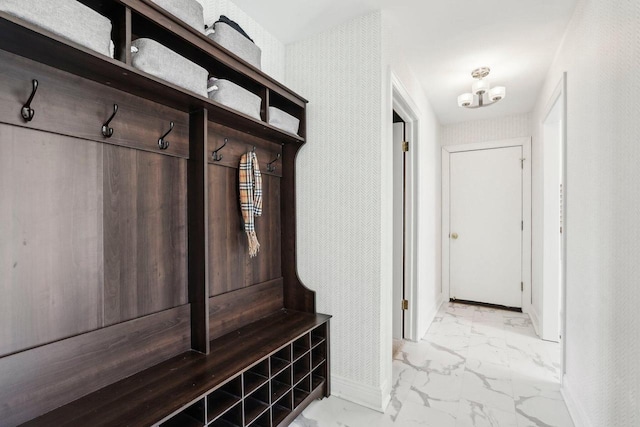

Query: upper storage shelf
<box><xmin>0</xmin><ymin>0</ymin><xmax>307</xmax><ymax>144</ymax></box>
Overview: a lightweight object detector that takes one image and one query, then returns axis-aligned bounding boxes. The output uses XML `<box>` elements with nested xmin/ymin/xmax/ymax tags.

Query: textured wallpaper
<box><xmin>530</xmin><ymin>0</ymin><xmax>640</xmax><ymax>425</ymax></box>
<box><xmin>195</xmin><ymin>0</ymin><xmax>285</xmax><ymax>82</ymax></box>
<box><xmin>286</xmin><ymin>12</ymin><xmax>384</xmax><ymax>389</ymax></box>
<box><xmin>440</xmin><ymin>113</ymin><xmax>532</xmax><ymax>147</ymax></box>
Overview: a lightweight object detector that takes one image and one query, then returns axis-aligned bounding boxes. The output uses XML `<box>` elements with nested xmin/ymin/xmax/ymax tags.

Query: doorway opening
<box><xmin>391</xmin><ymin>75</ymin><xmax>419</xmax><ymax>346</ymax></box>
<box><xmin>392</xmin><ymin>111</ymin><xmax>407</xmax><ymax>341</ymax></box>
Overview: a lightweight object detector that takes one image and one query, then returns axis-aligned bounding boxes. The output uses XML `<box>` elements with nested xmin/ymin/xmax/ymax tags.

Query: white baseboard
<box><xmin>330</xmin><ymin>374</ymin><xmax>391</xmax><ymax>413</ymax></box>
<box><xmin>561</xmin><ymin>376</ymin><xmax>592</xmax><ymax>427</ymax></box>
<box><xmin>528</xmin><ymin>305</ymin><xmax>541</xmax><ymax>337</ymax></box>
<box><xmin>416</xmin><ymin>293</ymin><xmax>445</xmax><ymax>339</ymax></box>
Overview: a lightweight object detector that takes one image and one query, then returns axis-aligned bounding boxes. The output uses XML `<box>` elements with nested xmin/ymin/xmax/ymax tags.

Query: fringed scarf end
<box><xmin>247</xmin><ymin>231</ymin><xmax>260</xmax><ymax>257</ymax></box>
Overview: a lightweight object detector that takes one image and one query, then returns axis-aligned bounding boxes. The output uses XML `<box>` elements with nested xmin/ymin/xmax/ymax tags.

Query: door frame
<box><xmin>442</xmin><ymin>137</ymin><xmax>532</xmax><ymax>313</ymax></box>
<box><xmin>540</xmin><ymin>73</ymin><xmax>568</xmax><ymax>376</ymax></box>
<box><xmin>392</xmin><ymin>73</ymin><xmax>418</xmax><ymax>341</ymax></box>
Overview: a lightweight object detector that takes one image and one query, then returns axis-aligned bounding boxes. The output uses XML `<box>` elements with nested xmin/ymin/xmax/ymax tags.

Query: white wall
<box><xmin>285</xmin><ymin>12</ymin><xmax>387</xmax><ymax>410</ymax></box>
<box><xmin>530</xmin><ymin>0</ymin><xmax>640</xmax><ymax>425</ymax></box>
<box><xmin>381</xmin><ymin>11</ymin><xmax>442</xmax><ymax>343</ymax></box>
<box><xmin>195</xmin><ymin>0</ymin><xmax>285</xmax><ymax>81</ymax></box>
<box><xmin>285</xmin><ymin>10</ymin><xmax>441</xmax><ymax>411</ymax></box>
<box><xmin>440</xmin><ymin>113</ymin><xmax>531</xmax><ymax>147</ymax></box>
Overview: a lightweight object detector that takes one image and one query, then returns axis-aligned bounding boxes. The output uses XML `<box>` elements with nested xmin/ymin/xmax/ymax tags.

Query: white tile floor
<box><xmin>291</xmin><ymin>302</ymin><xmax>574</xmax><ymax>427</ymax></box>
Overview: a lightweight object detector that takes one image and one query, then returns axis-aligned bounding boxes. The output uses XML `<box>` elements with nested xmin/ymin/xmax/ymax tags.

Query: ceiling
<box><xmin>231</xmin><ymin>0</ymin><xmax>578</xmax><ymax>124</ymax></box>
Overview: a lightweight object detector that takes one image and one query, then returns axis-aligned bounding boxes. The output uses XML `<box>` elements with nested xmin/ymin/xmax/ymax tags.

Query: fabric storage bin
<box><xmin>208</xmin><ymin>78</ymin><xmax>261</xmax><ymax>120</ymax></box>
<box><xmin>150</xmin><ymin>0</ymin><xmax>204</xmax><ymax>33</ymax></box>
<box><xmin>0</xmin><ymin>0</ymin><xmax>112</xmax><ymax>56</ymax></box>
<box><xmin>208</xmin><ymin>21</ymin><xmax>261</xmax><ymax>69</ymax></box>
<box><xmin>268</xmin><ymin>107</ymin><xmax>300</xmax><ymax>135</ymax></box>
<box><xmin>131</xmin><ymin>38</ymin><xmax>208</xmax><ymax>97</ymax></box>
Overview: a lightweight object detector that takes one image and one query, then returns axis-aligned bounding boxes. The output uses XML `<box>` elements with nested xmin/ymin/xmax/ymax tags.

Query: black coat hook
<box><xmin>21</xmin><ymin>79</ymin><xmax>38</xmax><ymax>122</ymax></box>
<box><xmin>212</xmin><ymin>138</ymin><xmax>228</xmax><ymax>161</ymax></box>
<box><xmin>267</xmin><ymin>153</ymin><xmax>281</xmax><ymax>173</ymax></box>
<box><xmin>101</xmin><ymin>104</ymin><xmax>118</xmax><ymax>138</ymax></box>
<box><xmin>158</xmin><ymin>121</ymin><xmax>174</xmax><ymax>150</ymax></box>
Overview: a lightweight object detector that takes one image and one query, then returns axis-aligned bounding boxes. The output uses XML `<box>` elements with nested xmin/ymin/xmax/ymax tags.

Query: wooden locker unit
<box><xmin>0</xmin><ymin>1</ymin><xmax>330</xmax><ymax>426</ymax></box>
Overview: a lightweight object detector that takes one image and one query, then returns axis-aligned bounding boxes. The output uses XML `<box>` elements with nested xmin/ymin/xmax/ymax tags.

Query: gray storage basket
<box><xmin>208</xmin><ymin>21</ymin><xmax>261</xmax><ymax>69</ymax></box>
<box><xmin>131</xmin><ymin>38</ymin><xmax>208</xmax><ymax>97</ymax></box>
<box><xmin>208</xmin><ymin>78</ymin><xmax>261</xmax><ymax>120</ymax></box>
<box><xmin>150</xmin><ymin>0</ymin><xmax>204</xmax><ymax>33</ymax></box>
<box><xmin>0</xmin><ymin>0</ymin><xmax>112</xmax><ymax>57</ymax></box>
<box><xmin>268</xmin><ymin>107</ymin><xmax>300</xmax><ymax>135</ymax></box>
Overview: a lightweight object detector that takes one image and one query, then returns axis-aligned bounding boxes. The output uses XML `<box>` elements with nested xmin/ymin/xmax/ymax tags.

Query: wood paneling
<box><xmin>187</xmin><ymin>109</ymin><xmax>210</xmax><ymax>354</ymax></box>
<box><xmin>0</xmin><ymin>124</ymin><xmax>103</xmax><ymax>357</ymax></box>
<box><xmin>281</xmin><ymin>142</ymin><xmax>316</xmax><ymax>313</ymax></box>
<box><xmin>0</xmin><ymin>304</ymin><xmax>191</xmax><ymax>426</ymax></box>
<box><xmin>208</xmin><ymin>164</ymin><xmax>247</xmax><ymax>296</ymax></box>
<box><xmin>251</xmin><ymin>174</ymin><xmax>282</xmax><ymax>284</ymax></box>
<box><xmin>207</xmin><ymin>122</ymin><xmax>283</xmax><ymax>177</ymax></box>
<box><xmin>208</xmin><ymin>280</ymin><xmax>284</xmax><ymax>340</ymax></box>
<box><xmin>103</xmin><ymin>144</ymin><xmax>188</xmax><ymax>326</ymax></box>
<box><xmin>0</xmin><ymin>50</ymin><xmax>190</xmax><ymax>158</ymax></box>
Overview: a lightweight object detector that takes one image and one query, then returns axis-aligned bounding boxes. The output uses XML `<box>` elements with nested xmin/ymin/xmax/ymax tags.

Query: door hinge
<box><xmin>401</xmin><ymin>299</ymin><xmax>409</xmax><ymax>310</ymax></box>
<box><xmin>521</xmin><ymin>282</ymin><xmax>524</xmax><ymax>292</ymax></box>
<box><xmin>402</xmin><ymin>141</ymin><xmax>409</xmax><ymax>152</ymax></box>
<box><xmin>521</xmin><ymin>220</ymin><xmax>524</xmax><ymax>230</ymax></box>
<box><xmin>521</xmin><ymin>158</ymin><xmax>525</xmax><ymax>169</ymax></box>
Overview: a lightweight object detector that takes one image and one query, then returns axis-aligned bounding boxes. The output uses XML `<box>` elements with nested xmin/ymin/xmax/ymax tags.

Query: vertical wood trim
<box><xmin>281</xmin><ymin>141</ymin><xmax>315</xmax><ymax>313</ymax></box>
<box><xmin>114</xmin><ymin>7</ymin><xmax>132</xmax><ymax>65</ymax></box>
<box><xmin>188</xmin><ymin>109</ymin><xmax>210</xmax><ymax>353</ymax></box>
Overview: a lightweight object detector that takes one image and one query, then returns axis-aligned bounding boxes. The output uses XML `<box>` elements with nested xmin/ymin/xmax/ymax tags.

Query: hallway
<box><xmin>292</xmin><ymin>302</ymin><xmax>573</xmax><ymax>427</ymax></box>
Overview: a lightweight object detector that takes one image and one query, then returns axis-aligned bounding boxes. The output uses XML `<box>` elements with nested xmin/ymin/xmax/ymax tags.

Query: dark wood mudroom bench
<box><xmin>23</xmin><ymin>311</ymin><xmax>330</xmax><ymax>427</ymax></box>
<box><xmin>1</xmin><ymin>0</ymin><xmax>329</xmax><ymax>426</ymax></box>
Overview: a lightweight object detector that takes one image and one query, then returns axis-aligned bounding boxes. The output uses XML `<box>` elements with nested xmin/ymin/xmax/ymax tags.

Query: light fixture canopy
<box><xmin>458</xmin><ymin>67</ymin><xmax>506</xmax><ymax>109</ymax></box>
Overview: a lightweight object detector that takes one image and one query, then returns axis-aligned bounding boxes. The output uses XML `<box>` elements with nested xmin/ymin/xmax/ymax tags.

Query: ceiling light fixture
<box><xmin>457</xmin><ymin>67</ymin><xmax>506</xmax><ymax>108</ymax></box>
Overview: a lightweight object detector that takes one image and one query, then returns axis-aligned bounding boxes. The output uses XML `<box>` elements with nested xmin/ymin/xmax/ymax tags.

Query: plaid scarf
<box><xmin>239</xmin><ymin>151</ymin><xmax>262</xmax><ymax>257</ymax></box>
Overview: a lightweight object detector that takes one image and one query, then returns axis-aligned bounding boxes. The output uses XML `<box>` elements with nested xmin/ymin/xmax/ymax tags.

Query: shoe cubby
<box><xmin>311</xmin><ymin>342</ymin><xmax>326</xmax><ymax>370</ymax></box>
<box><xmin>209</xmin><ymin>402</ymin><xmax>242</xmax><ymax>427</ymax></box>
<box><xmin>243</xmin><ymin>383</ymin><xmax>269</xmax><ymax>426</ymax></box>
<box><xmin>243</xmin><ymin>359</ymin><xmax>270</xmax><ymax>396</ymax></box>
<box><xmin>270</xmin><ymin>345</ymin><xmax>292</xmax><ymax>376</ymax></box>
<box><xmin>246</xmin><ymin>410</ymin><xmax>270</xmax><ymax>427</ymax></box>
<box><xmin>311</xmin><ymin>371</ymin><xmax>325</xmax><ymax>391</ymax></box>
<box><xmin>293</xmin><ymin>380</ymin><xmax>310</xmax><ymax>409</ymax></box>
<box><xmin>159</xmin><ymin>398</ymin><xmax>205</xmax><ymax>427</ymax></box>
<box><xmin>271</xmin><ymin>391</ymin><xmax>293</xmax><ymax>426</ymax></box>
<box><xmin>311</xmin><ymin>325</ymin><xmax>327</xmax><ymax>348</ymax></box>
<box><xmin>292</xmin><ymin>353</ymin><xmax>311</xmax><ymax>386</ymax></box>
<box><xmin>293</xmin><ymin>334</ymin><xmax>311</xmax><ymax>361</ymax></box>
<box><xmin>207</xmin><ymin>377</ymin><xmax>242</xmax><ymax>423</ymax></box>
<box><xmin>271</xmin><ymin>365</ymin><xmax>292</xmax><ymax>403</ymax></box>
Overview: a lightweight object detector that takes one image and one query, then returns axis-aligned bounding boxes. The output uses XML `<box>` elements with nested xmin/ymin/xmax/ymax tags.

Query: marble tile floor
<box><xmin>291</xmin><ymin>302</ymin><xmax>574</xmax><ymax>427</ymax></box>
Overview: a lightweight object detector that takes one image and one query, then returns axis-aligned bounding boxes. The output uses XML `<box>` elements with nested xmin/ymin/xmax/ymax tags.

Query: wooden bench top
<box><xmin>22</xmin><ymin>310</ymin><xmax>330</xmax><ymax>427</ymax></box>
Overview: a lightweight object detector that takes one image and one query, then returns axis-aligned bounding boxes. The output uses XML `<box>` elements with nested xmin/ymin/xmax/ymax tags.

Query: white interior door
<box><xmin>392</xmin><ymin>122</ymin><xmax>405</xmax><ymax>340</ymax></box>
<box><xmin>450</xmin><ymin>146</ymin><xmax>523</xmax><ymax>308</ymax></box>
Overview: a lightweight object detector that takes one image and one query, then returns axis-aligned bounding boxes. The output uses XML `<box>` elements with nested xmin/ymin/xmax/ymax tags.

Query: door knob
<box><xmin>451</xmin><ymin>232</ymin><xmax>459</xmax><ymax>240</ymax></box>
